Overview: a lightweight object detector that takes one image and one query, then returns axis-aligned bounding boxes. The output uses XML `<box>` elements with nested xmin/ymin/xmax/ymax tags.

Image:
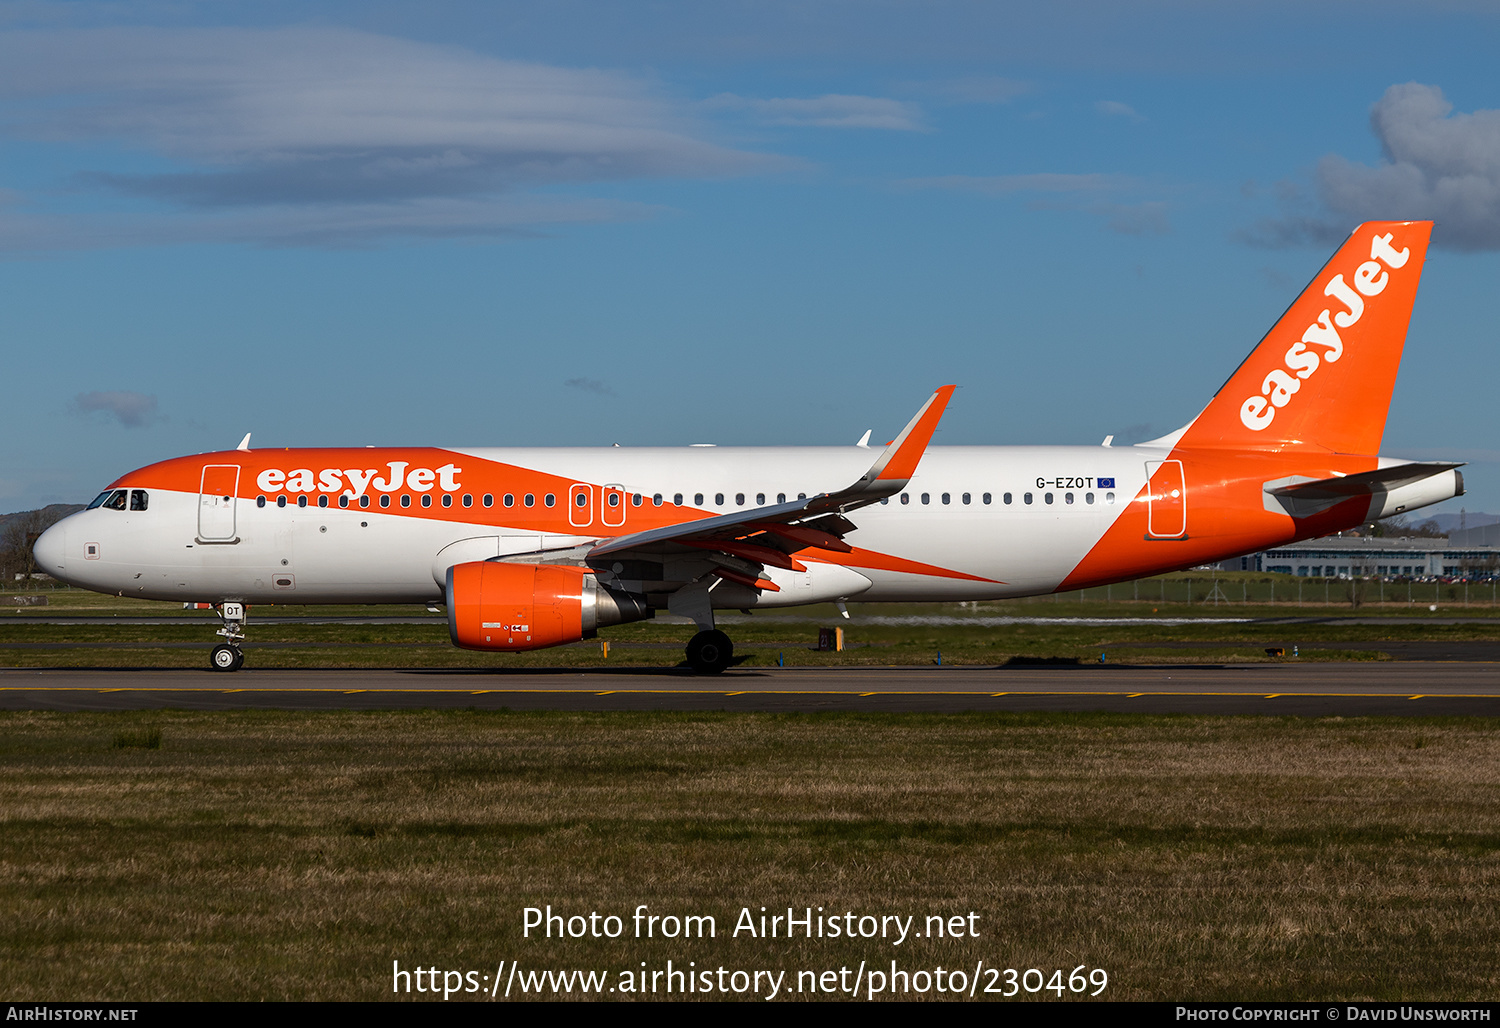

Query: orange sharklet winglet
<box><xmin>864</xmin><ymin>385</ymin><xmax>955</xmax><ymax>484</ymax></box>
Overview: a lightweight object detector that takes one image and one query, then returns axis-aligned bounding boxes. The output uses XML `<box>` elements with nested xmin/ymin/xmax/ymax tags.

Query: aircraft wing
<box><xmin>587</xmin><ymin>385</ymin><xmax>955</xmax><ymax>564</ymax></box>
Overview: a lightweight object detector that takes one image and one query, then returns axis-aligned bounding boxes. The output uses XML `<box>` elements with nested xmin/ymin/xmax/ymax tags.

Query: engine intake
<box><xmin>446</xmin><ymin>561</ymin><xmax>651</xmax><ymax>652</ymax></box>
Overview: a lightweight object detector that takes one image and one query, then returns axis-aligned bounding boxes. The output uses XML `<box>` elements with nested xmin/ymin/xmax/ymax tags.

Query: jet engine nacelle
<box><xmin>446</xmin><ymin>561</ymin><xmax>651</xmax><ymax>652</ymax></box>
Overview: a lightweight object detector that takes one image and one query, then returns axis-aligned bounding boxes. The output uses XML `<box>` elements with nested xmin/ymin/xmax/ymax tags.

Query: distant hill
<box><xmin>0</xmin><ymin>504</ymin><xmax>86</xmax><ymax>534</ymax></box>
<box><xmin>1414</xmin><ymin>511</ymin><xmax>1499</xmax><ymax>533</ymax></box>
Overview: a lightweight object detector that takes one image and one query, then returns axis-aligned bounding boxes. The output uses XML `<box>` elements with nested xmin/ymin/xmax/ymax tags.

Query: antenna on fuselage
<box><xmin>236</xmin><ymin>433</ymin><xmax>252</xmax><ymax>452</ymax></box>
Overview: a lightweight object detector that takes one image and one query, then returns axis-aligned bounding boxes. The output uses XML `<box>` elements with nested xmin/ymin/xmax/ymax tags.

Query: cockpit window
<box><xmin>129</xmin><ymin>489</ymin><xmax>149</xmax><ymax>511</ymax></box>
<box><xmin>102</xmin><ymin>490</ymin><xmax>127</xmax><ymax>511</ymax></box>
<box><xmin>86</xmin><ymin>490</ymin><xmax>113</xmax><ymax>510</ymax></box>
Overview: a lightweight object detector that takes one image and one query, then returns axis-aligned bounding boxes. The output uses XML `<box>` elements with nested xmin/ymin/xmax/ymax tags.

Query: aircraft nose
<box><xmin>32</xmin><ymin>521</ymin><xmax>67</xmax><ymax>577</ymax></box>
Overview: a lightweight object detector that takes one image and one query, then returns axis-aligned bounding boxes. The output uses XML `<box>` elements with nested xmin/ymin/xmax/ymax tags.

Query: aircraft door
<box><xmin>601</xmin><ymin>485</ymin><xmax>627</xmax><ymax>527</ymax></box>
<box><xmin>198</xmin><ymin>464</ymin><xmax>241</xmax><ymax>542</ymax></box>
<box><xmin>568</xmin><ymin>484</ymin><xmax>593</xmax><ymax>528</ymax></box>
<box><xmin>1144</xmin><ymin>460</ymin><xmax>1186</xmax><ymax>538</ymax></box>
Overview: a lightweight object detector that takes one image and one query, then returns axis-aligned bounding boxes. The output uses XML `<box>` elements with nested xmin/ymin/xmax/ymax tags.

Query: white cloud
<box><xmin>704</xmin><ymin>93</ymin><xmax>924</xmax><ymax>130</ymax></box>
<box><xmin>1244</xmin><ymin>83</ymin><xmax>1500</xmax><ymax>252</ymax></box>
<box><xmin>565</xmin><ymin>377</ymin><xmax>617</xmax><ymax>397</ymax></box>
<box><xmin>1095</xmin><ymin>100</ymin><xmax>1144</xmax><ymax>122</ymax></box>
<box><xmin>0</xmin><ymin>26</ymin><xmax>778</xmax><ymax>247</ymax></box>
<box><xmin>903</xmin><ymin>172</ymin><xmax>1122</xmax><ymax>194</ymax></box>
<box><xmin>0</xmin><ymin>195</ymin><xmax>658</xmax><ymax>253</ymax></box>
<box><xmin>71</xmin><ymin>391</ymin><xmax>161</xmax><ymax>428</ymax></box>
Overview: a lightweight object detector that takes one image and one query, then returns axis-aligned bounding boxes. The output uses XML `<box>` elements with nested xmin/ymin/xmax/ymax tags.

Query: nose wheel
<box><xmin>686</xmin><ymin>629</ymin><xmax>734</xmax><ymax>674</ymax></box>
<box><xmin>210</xmin><ymin>602</ymin><xmax>248</xmax><ymax>672</ymax></box>
<box><xmin>210</xmin><ymin>643</ymin><xmax>244</xmax><ymax>672</ymax></box>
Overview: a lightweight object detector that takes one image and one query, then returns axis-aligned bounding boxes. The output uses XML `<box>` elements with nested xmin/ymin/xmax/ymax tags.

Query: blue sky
<box><xmin>2</xmin><ymin>1</ymin><xmax>1498</xmax><ymax>518</ymax></box>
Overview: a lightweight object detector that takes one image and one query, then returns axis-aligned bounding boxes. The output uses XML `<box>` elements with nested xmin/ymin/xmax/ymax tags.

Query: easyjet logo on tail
<box><xmin>255</xmin><ymin>461</ymin><xmax>463</xmax><ymax>497</ymax></box>
<box><xmin>1239</xmin><ymin>232</ymin><xmax>1410</xmax><ymax>431</ymax></box>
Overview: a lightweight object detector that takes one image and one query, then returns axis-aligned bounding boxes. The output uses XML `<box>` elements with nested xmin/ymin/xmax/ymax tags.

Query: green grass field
<box><xmin>4</xmin><ymin>710</ymin><xmax>1499</xmax><ymax>1001</ymax></box>
<box><xmin>4</xmin><ymin>571</ymin><xmax>1500</xmax><ymax>670</ymax></box>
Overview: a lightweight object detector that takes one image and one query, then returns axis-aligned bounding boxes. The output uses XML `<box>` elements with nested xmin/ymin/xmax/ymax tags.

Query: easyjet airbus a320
<box><xmin>34</xmin><ymin>221</ymin><xmax>1463</xmax><ymax>673</ymax></box>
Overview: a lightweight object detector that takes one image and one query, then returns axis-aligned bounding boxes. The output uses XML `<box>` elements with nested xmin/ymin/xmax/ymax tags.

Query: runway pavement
<box><xmin>3</xmin><ymin>662</ymin><xmax>1497</xmax><ymax>714</ymax></box>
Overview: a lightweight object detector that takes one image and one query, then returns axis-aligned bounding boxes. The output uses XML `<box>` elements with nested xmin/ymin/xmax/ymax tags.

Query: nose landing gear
<box><xmin>210</xmin><ymin>602</ymin><xmax>246</xmax><ymax>672</ymax></box>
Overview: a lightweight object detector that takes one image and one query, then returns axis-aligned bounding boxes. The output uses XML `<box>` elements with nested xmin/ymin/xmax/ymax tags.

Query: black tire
<box><xmin>210</xmin><ymin>644</ymin><xmax>242</xmax><ymax>672</ymax></box>
<box><xmin>686</xmin><ymin>630</ymin><xmax>734</xmax><ymax>674</ymax></box>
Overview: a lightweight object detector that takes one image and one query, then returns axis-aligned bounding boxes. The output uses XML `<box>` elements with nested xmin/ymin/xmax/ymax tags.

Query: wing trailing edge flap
<box><xmin>587</xmin><ymin>385</ymin><xmax>956</xmax><ymax>566</ymax></box>
<box><xmin>1264</xmin><ymin>462</ymin><xmax>1463</xmax><ymax>518</ymax></box>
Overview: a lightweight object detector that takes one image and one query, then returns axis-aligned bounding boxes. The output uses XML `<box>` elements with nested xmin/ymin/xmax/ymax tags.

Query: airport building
<box><xmin>1215</xmin><ymin>534</ymin><xmax>1500</xmax><ymax>580</ymax></box>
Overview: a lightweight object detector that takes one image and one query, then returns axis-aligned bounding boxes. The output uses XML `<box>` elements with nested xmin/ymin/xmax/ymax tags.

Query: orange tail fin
<box><xmin>1177</xmin><ymin>220</ymin><xmax>1431</xmax><ymax>455</ymax></box>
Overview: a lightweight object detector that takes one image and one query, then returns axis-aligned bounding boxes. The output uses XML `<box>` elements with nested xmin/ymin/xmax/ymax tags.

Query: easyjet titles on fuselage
<box><xmin>256</xmin><ymin>461</ymin><xmax>463</xmax><ymax>498</ymax></box>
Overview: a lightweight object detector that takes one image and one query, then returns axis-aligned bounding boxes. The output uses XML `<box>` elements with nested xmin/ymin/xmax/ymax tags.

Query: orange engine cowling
<box><xmin>446</xmin><ymin>561</ymin><xmax>651</xmax><ymax>652</ymax></box>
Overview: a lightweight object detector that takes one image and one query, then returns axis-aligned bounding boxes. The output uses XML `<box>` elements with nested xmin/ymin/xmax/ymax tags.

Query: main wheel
<box><xmin>685</xmin><ymin>629</ymin><xmax>734</xmax><ymax>674</ymax></box>
<box><xmin>210</xmin><ymin>644</ymin><xmax>242</xmax><ymax>672</ymax></box>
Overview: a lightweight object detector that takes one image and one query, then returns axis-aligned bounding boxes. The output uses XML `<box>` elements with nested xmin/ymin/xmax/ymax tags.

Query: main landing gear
<box><xmin>685</xmin><ymin>629</ymin><xmax>734</xmax><ymax>675</ymax></box>
<box><xmin>210</xmin><ymin>602</ymin><xmax>246</xmax><ymax>672</ymax></box>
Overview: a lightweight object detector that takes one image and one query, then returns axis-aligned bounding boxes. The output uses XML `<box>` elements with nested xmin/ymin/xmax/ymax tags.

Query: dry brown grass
<box><xmin>3</xmin><ymin>711</ymin><xmax>1499</xmax><ymax>1001</ymax></box>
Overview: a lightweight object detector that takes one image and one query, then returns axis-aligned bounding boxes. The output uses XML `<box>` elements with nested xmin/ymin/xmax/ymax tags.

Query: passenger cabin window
<box><xmin>777</xmin><ymin>493</ymin><xmax>786</xmax><ymax>504</ymax></box>
<box><xmin>400</xmin><ymin>495</ymin><xmax>411</xmax><ymax>508</ymax></box>
<box><xmin>673</xmin><ymin>494</ymin><xmax>683</xmax><ymax>506</ymax></box>
<box><xmin>442</xmin><ymin>494</ymin><xmax>453</xmax><ymax>507</ymax></box>
<box><xmin>256</xmin><ymin>496</ymin><xmax>266</xmax><ymax>508</ymax></box>
<box><xmin>608</xmin><ymin>494</ymin><xmax>619</xmax><ymax>507</ymax></box>
<box><xmin>962</xmin><ymin>493</ymin><xmax>971</xmax><ymax>505</ymax></box>
<box><xmin>318</xmin><ymin>495</ymin><xmax>329</xmax><ymax>508</ymax></box>
<box><xmin>360</xmin><ymin>495</ymin><xmax>370</xmax><ymax>508</ymax></box>
<box><xmin>715</xmin><ymin>493</ymin><xmax>724</xmax><ymax>506</ymax></box>
<box><xmin>1065</xmin><ymin>492</ymin><xmax>1074</xmax><ymax>504</ymax></box>
<box><xmin>756</xmin><ymin>493</ymin><xmax>765</xmax><ymax>505</ymax></box>
<box><xmin>339</xmin><ymin>495</ymin><xmax>349</xmax><ymax>508</ymax></box>
<box><xmin>652</xmin><ymin>494</ymin><xmax>663</xmax><ymax>506</ymax></box>
<box><xmin>735</xmin><ymin>493</ymin><xmax>745</xmax><ymax>506</ymax></box>
<box><xmin>1002</xmin><ymin>493</ymin><xmax>1010</xmax><ymax>504</ymax></box>
<box><xmin>942</xmin><ymin>493</ymin><xmax>951</xmax><ymax>505</ymax></box>
<box><xmin>298</xmin><ymin>496</ymin><xmax>309</xmax><ymax>508</ymax></box>
<box><xmin>1044</xmin><ymin>492</ymin><xmax>1054</xmax><ymax>504</ymax></box>
<box><xmin>462</xmin><ymin>494</ymin><xmax>473</xmax><ymax>507</ymax></box>
<box><xmin>921</xmin><ymin>493</ymin><xmax>930</xmax><ymax>504</ymax></box>
<box><xmin>1086</xmin><ymin>492</ymin><xmax>1095</xmax><ymax>504</ymax></box>
<box><xmin>482</xmin><ymin>494</ymin><xmax>493</xmax><ymax>507</ymax></box>
<box><xmin>900</xmin><ymin>493</ymin><xmax>909</xmax><ymax>505</ymax></box>
<box><xmin>1024</xmin><ymin>493</ymin><xmax>1033</xmax><ymax>504</ymax></box>
<box><xmin>694</xmin><ymin>493</ymin><xmax>704</xmax><ymax>506</ymax></box>
<box><xmin>632</xmin><ymin>494</ymin><xmax>642</xmax><ymax>506</ymax></box>
<box><xmin>1106</xmin><ymin>492</ymin><xmax>1116</xmax><ymax>503</ymax></box>
<box><xmin>420</xmin><ymin>495</ymin><xmax>431</xmax><ymax>507</ymax></box>
<box><xmin>504</xmin><ymin>494</ymin><xmax>515</xmax><ymax>507</ymax></box>
<box><xmin>277</xmin><ymin>496</ymin><xmax>287</xmax><ymax>508</ymax></box>
<box><xmin>523</xmin><ymin>494</ymin><xmax>534</xmax><ymax>507</ymax></box>
<box><xmin>380</xmin><ymin>496</ymin><xmax>390</xmax><ymax>508</ymax></box>
<box><xmin>130</xmin><ymin>490</ymin><xmax>149</xmax><ymax>511</ymax></box>
<box><xmin>544</xmin><ymin>494</ymin><xmax>555</xmax><ymax>507</ymax></box>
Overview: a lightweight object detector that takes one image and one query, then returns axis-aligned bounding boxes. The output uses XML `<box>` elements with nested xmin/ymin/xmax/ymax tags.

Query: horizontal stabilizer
<box><xmin>1265</xmin><ymin>461</ymin><xmax>1464</xmax><ymax>520</ymax></box>
<box><xmin>1266</xmin><ymin>462</ymin><xmax>1463</xmax><ymax>501</ymax></box>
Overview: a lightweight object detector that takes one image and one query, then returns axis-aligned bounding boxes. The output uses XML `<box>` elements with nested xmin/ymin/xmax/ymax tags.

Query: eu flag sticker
<box><xmin>1098</xmin><ymin>477</ymin><xmax>1116</xmax><ymax>488</ymax></box>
